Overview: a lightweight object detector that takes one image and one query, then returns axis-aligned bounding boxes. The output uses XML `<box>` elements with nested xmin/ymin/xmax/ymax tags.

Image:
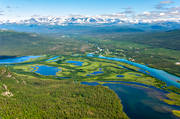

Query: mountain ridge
<box><xmin>1</xmin><ymin>16</ymin><xmax>180</xmax><ymax>26</ymax></box>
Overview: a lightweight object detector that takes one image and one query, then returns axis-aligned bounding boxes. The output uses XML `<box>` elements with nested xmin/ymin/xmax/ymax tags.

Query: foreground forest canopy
<box><xmin>0</xmin><ymin>67</ymin><xmax>128</xmax><ymax>118</ymax></box>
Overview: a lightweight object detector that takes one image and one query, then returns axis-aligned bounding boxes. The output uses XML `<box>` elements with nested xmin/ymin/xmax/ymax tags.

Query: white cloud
<box><xmin>102</xmin><ymin>5</ymin><xmax>180</xmax><ymax>23</ymax></box>
<box><xmin>142</xmin><ymin>12</ymin><xmax>151</xmax><ymax>15</ymax></box>
<box><xmin>160</xmin><ymin>12</ymin><xmax>165</xmax><ymax>16</ymax></box>
<box><xmin>171</xmin><ymin>10</ymin><xmax>179</xmax><ymax>14</ymax></box>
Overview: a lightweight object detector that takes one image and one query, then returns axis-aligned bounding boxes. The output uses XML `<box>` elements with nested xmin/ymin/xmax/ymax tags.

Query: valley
<box><xmin>0</xmin><ymin>53</ymin><xmax>180</xmax><ymax>118</ymax></box>
<box><xmin>0</xmin><ymin>29</ymin><xmax>180</xmax><ymax>119</ymax></box>
<box><xmin>1</xmin><ymin>0</ymin><xmax>180</xmax><ymax>118</ymax></box>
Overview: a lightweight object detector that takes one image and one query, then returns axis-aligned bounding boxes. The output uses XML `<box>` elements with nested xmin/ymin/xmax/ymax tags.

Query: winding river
<box><xmin>87</xmin><ymin>54</ymin><xmax>180</xmax><ymax>88</ymax></box>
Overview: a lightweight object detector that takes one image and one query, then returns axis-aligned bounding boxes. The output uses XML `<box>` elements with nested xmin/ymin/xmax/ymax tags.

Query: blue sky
<box><xmin>0</xmin><ymin>0</ymin><xmax>180</xmax><ymax>20</ymax></box>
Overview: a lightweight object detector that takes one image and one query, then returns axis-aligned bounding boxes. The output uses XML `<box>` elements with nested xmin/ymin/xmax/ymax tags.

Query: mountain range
<box><xmin>0</xmin><ymin>16</ymin><xmax>180</xmax><ymax>34</ymax></box>
<box><xmin>1</xmin><ymin>16</ymin><xmax>180</xmax><ymax>26</ymax></box>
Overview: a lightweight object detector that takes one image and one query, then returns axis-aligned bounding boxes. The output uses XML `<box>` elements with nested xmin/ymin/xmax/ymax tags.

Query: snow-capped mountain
<box><xmin>1</xmin><ymin>16</ymin><xmax>127</xmax><ymax>25</ymax></box>
<box><xmin>1</xmin><ymin>15</ymin><xmax>180</xmax><ymax>26</ymax></box>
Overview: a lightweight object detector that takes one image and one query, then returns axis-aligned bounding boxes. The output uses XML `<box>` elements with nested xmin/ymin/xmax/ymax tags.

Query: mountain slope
<box><xmin>121</xmin><ymin>30</ymin><xmax>180</xmax><ymax>50</ymax></box>
<box><xmin>0</xmin><ymin>16</ymin><xmax>180</xmax><ymax>34</ymax></box>
<box><xmin>0</xmin><ymin>30</ymin><xmax>93</xmax><ymax>55</ymax></box>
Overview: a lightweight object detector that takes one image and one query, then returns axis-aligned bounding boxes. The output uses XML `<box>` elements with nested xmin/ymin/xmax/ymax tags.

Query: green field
<box><xmin>10</xmin><ymin>55</ymin><xmax>164</xmax><ymax>87</ymax></box>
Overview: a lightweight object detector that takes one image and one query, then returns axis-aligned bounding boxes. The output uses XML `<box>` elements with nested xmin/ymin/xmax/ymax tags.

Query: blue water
<box><xmin>0</xmin><ymin>56</ymin><xmax>41</xmax><ymax>64</ymax></box>
<box><xmin>87</xmin><ymin>68</ymin><xmax>104</xmax><ymax>76</ymax></box>
<box><xmin>129</xmin><ymin>73</ymin><xmax>142</xmax><ymax>77</ymax></box>
<box><xmin>91</xmin><ymin>71</ymin><xmax>104</xmax><ymax>75</ymax></box>
<box><xmin>46</xmin><ymin>56</ymin><xmax>59</xmax><ymax>62</ymax></box>
<box><xmin>117</xmin><ymin>75</ymin><xmax>125</xmax><ymax>77</ymax></box>
<box><xmin>81</xmin><ymin>82</ymin><xmax>100</xmax><ymax>86</ymax></box>
<box><xmin>32</xmin><ymin>65</ymin><xmax>61</xmax><ymax>76</ymax></box>
<box><xmin>87</xmin><ymin>54</ymin><xmax>180</xmax><ymax>88</ymax></box>
<box><xmin>100</xmin><ymin>81</ymin><xmax>170</xmax><ymax>93</ymax></box>
<box><xmin>86</xmin><ymin>53</ymin><xmax>94</xmax><ymax>57</ymax></box>
<box><xmin>82</xmin><ymin>81</ymin><xmax>180</xmax><ymax>119</ymax></box>
<box><xmin>66</xmin><ymin>61</ymin><xmax>83</xmax><ymax>66</ymax></box>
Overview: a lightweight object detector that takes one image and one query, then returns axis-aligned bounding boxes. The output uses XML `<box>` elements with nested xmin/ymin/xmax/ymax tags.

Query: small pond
<box><xmin>117</xmin><ymin>75</ymin><xmax>125</xmax><ymax>77</ymax></box>
<box><xmin>66</xmin><ymin>61</ymin><xmax>83</xmax><ymax>66</ymax></box>
<box><xmin>32</xmin><ymin>65</ymin><xmax>61</xmax><ymax>76</ymax></box>
<box><xmin>87</xmin><ymin>68</ymin><xmax>104</xmax><ymax>76</ymax></box>
<box><xmin>129</xmin><ymin>73</ymin><xmax>142</xmax><ymax>77</ymax></box>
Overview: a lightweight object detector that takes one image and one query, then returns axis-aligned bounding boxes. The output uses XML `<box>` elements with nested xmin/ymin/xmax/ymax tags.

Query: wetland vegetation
<box><xmin>0</xmin><ymin>29</ymin><xmax>180</xmax><ymax>118</ymax></box>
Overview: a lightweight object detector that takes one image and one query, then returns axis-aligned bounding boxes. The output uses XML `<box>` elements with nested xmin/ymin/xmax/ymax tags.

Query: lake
<box><xmin>81</xmin><ymin>81</ymin><xmax>180</xmax><ymax>119</ymax></box>
<box><xmin>0</xmin><ymin>56</ymin><xmax>41</xmax><ymax>64</ymax></box>
<box><xmin>66</xmin><ymin>61</ymin><xmax>83</xmax><ymax>66</ymax></box>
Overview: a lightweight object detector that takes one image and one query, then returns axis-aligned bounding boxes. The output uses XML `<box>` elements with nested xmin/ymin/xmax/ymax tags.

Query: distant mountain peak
<box><xmin>0</xmin><ymin>15</ymin><xmax>180</xmax><ymax>26</ymax></box>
